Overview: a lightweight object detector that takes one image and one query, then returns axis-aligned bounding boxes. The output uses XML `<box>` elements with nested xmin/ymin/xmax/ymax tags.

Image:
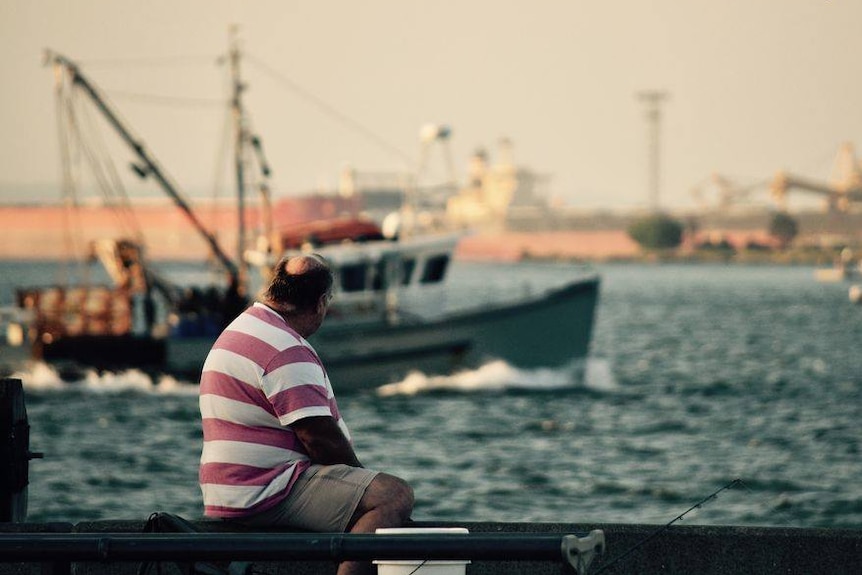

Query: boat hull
<box><xmin>313</xmin><ymin>275</ymin><xmax>600</xmax><ymax>390</ymax></box>
<box><xmin>9</xmin><ymin>276</ymin><xmax>600</xmax><ymax>391</ymax></box>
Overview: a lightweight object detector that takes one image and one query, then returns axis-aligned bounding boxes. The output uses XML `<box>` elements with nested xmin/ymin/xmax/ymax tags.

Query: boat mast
<box><xmin>225</xmin><ymin>28</ymin><xmax>279</xmax><ymax>276</ymax></box>
<box><xmin>227</xmin><ymin>28</ymin><xmax>249</xmax><ymax>288</ymax></box>
<box><xmin>44</xmin><ymin>50</ymin><xmax>241</xmax><ymax>286</ymax></box>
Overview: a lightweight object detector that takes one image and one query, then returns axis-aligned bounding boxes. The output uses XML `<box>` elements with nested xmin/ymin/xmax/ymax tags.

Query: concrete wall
<box><xmin>0</xmin><ymin>520</ymin><xmax>859</xmax><ymax>575</ymax></box>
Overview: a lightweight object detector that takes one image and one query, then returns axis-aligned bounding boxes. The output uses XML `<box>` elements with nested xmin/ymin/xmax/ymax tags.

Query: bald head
<box><xmin>284</xmin><ymin>253</ymin><xmax>328</xmax><ymax>275</ymax></box>
<box><xmin>262</xmin><ymin>254</ymin><xmax>334</xmax><ymax>313</ymax></box>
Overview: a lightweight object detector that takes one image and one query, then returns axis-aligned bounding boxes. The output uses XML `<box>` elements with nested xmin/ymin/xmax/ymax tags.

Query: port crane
<box><xmin>690</xmin><ymin>173</ymin><xmax>769</xmax><ymax>211</ymax></box>
<box><xmin>770</xmin><ymin>142</ymin><xmax>862</xmax><ymax>212</ymax></box>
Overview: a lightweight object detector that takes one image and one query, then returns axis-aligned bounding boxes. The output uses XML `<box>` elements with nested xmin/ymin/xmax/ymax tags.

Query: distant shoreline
<box><xmin>0</xmin><ymin>203</ymin><xmax>859</xmax><ymax>265</ymax></box>
<box><xmin>0</xmin><ymin>231</ymin><xmax>847</xmax><ymax>268</ymax></box>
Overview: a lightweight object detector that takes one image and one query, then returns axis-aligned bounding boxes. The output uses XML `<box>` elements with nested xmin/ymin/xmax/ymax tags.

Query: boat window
<box><xmin>401</xmin><ymin>258</ymin><xmax>416</xmax><ymax>285</ymax></box>
<box><xmin>420</xmin><ymin>254</ymin><xmax>449</xmax><ymax>284</ymax></box>
<box><xmin>339</xmin><ymin>264</ymin><xmax>368</xmax><ymax>293</ymax></box>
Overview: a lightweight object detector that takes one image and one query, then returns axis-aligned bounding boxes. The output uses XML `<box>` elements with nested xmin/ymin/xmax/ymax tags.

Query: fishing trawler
<box><xmin>3</xmin><ymin>41</ymin><xmax>599</xmax><ymax>390</ymax></box>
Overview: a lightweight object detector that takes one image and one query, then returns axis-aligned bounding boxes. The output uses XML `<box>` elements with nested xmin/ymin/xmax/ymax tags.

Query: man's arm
<box><xmin>292</xmin><ymin>416</ymin><xmax>363</xmax><ymax>467</ymax></box>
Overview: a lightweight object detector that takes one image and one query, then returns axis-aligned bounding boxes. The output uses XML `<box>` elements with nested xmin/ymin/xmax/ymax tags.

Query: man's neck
<box><xmin>261</xmin><ymin>301</ymin><xmax>314</xmax><ymax>338</ymax></box>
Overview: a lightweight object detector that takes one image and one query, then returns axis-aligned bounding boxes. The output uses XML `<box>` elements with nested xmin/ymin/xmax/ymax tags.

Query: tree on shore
<box><xmin>627</xmin><ymin>213</ymin><xmax>684</xmax><ymax>250</ymax></box>
<box><xmin>768</xmin><ymin>211</ymin><xmax>799</xmax><ymax>249</ymax></box>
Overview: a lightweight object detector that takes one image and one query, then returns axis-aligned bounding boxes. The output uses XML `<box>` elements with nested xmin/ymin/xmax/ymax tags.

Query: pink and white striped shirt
<box><xmin>198</xmin><ymin>302</ymin><xmax>349</xmax><ymax>518</ymax></box>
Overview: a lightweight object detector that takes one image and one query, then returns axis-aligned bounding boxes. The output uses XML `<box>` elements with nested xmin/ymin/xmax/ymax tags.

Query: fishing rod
<box><xmin>593</xmin><ymin>478</ymin><xmax>747</xmax><ymax>574</ymax></box>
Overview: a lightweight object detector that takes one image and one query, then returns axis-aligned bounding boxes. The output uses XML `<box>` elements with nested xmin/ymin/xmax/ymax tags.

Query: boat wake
<box><xmin>376</xmin><ymin>358</ymin><xmax>617</xmax><ymax>396</ymax></box>
<box><xmin>10</xmin><ymin>358</ymin><xmax>618</xmax><ymax>399</ymax></box>
<box><xmin>10</xmin><ymin>361</ymin><xmax>199</xmax><ymax>396</ymax></box>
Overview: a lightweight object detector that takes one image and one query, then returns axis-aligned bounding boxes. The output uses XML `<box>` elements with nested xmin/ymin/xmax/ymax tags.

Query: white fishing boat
<box><xmin>815</xmin><ymin>248</ymin><xmax>860</xmax><ymax>282</ymax></box>
<box><xmin>262</xmin><ymin>229</ymin><xmax>597</xmax><ymax>390</ymax></box>
<box><xmin>4</xmin><ymin>41</ymin><xmax>599</xmax><ymax>390</ymax></box>
<box><xmin>168</xmin><ymin>230</ymin><xmax>599</xmax><ymax>389</ymax></box>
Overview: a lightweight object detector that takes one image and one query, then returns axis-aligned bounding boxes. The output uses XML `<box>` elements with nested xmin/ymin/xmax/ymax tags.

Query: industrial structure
<box><xmin>770</xmin><ymin>142</ymin><xmax>862</xmax><ymax>212</ymax></box>
<box><xmin>689</xmin><ymin>142</ymin><xmax>862</xmax><ymax>215</ymax></box>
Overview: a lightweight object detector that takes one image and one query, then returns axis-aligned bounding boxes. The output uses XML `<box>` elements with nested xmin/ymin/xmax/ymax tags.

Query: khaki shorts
<box><xmin>239</xmin><ymin>464</ymin><xmax>379</xmax><ymax>532</ymax></box>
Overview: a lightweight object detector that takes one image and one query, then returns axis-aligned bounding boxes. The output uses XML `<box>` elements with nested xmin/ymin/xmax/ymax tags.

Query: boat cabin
<box><xmin>300</xmin><ymin>232</ymin><xmax>461</xmax><ymax>322</ymax></box>
<box><xmin>261</xmin><ymin>217</ymin><xmax>461</xmax><ymax>321</ymax></box>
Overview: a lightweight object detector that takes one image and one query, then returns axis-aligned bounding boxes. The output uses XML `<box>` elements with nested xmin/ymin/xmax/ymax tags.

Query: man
<box><xmin>199</xmin><ymin>254</ymin><xmax>414</xmax><ymax>575</ymax></box>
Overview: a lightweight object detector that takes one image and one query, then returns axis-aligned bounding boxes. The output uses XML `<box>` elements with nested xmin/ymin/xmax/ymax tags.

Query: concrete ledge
<box><xmin>1</xmin><ymin>520</ymin><xmax>859</xmax><ymax>575</ymax></box>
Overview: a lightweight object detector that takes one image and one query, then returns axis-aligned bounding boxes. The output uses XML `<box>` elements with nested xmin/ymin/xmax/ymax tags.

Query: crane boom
<box><xmin>771</xmin><ymin>170</ymin><xmax>862</xmax><ymax>211</ymax></box>
<box><xmin>45</xmin><ymin>50</ymin><xmax>240</xmax><ymax>283</ymax></box>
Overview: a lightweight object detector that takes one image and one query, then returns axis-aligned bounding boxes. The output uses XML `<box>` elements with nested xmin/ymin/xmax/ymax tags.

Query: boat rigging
<box><xmin>44</xmin><ymin>49</ymin><xmax>242</xmax><ymax>287</ymax></box>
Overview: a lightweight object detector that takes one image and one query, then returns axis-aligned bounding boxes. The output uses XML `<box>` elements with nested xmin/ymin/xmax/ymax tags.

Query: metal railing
<box><xmin>0</xmin><ymin>531</ymin><xmax>605</xmax><ymax>575</ymax></box>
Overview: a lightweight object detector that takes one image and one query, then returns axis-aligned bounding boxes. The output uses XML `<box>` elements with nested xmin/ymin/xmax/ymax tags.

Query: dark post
<box><xmin>0</xmin><ymin>378</ymin><xmax>42</xmax><ymax>522</ymax></box>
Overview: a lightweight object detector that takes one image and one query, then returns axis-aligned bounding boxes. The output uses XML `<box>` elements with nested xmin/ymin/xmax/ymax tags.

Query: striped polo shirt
<box><xmin>198</xmin><ymin>302</ymin><xmax>349</xmax><ymax>518</ymax></box>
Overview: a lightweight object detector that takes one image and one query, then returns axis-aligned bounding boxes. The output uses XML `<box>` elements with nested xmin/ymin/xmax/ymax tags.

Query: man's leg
<box><xmin>338</xmin><ymin>473</ymin><xmax>414</xmax><ymax>575</ymax></box>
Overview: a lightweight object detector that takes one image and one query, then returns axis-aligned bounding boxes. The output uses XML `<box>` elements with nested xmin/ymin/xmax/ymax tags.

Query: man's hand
<box><xmin>292</xmin><ymin>416</ymin><xmax>363</xmax><ymax>467</ymax></box>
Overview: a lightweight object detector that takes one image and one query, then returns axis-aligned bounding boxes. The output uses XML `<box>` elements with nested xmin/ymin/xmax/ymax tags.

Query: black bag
<box><xmin>138</xmin><ymin>512</ymin><xmax>253</xmax><ymax>575</ymax></box>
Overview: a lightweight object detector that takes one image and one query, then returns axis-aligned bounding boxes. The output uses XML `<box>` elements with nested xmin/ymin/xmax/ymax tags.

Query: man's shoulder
<box><xmin>224</xmin><ymin>307</ymin><xmax>302</xmax><ymax>346</ymax></box>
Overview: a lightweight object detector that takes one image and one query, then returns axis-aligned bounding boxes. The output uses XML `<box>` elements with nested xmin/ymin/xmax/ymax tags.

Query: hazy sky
<box><xmin>2</xmin><ymin>0</ymin><xmax>861</xmax><ymax>211</ymax></box>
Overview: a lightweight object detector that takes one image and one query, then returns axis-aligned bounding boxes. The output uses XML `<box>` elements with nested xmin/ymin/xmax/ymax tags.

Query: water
<box><xmin>3</xmin><ymin>260</ymin><xmax>861</xmax><ymax>528</ymax></box>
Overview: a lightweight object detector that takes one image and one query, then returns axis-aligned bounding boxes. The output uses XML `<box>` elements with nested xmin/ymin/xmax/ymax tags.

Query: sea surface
<box><xmin>2</xmin><ymin>260</ymin><xmax>860</xmax><ymax>528</ymax></box>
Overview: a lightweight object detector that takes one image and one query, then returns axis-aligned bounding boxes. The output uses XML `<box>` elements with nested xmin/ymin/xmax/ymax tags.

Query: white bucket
<box><xmin>373</xmin><ymin>527</ymin><xmax>470</xmax><ymax>575</ymax></box>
